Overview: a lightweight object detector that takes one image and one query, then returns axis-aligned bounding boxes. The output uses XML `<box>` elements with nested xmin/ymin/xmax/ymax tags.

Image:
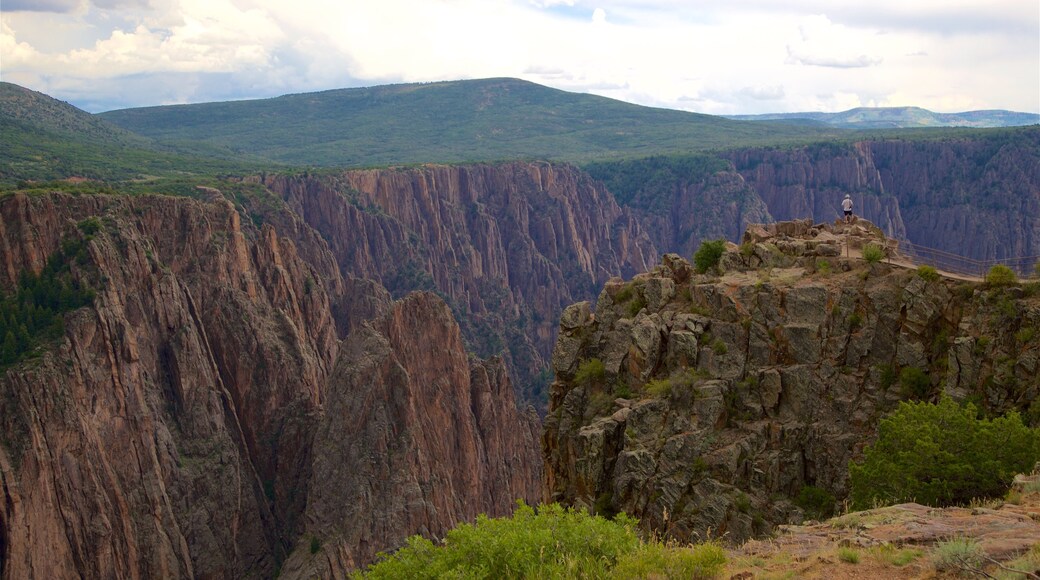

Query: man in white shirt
<box><xmin>842</xmin><ymin>194</ymin><xmax>854</xmax><ymax>224</ymax></box>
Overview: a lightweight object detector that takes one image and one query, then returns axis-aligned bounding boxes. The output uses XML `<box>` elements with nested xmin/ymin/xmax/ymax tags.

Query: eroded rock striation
<box><xmin>543</xmin><ymin>220</ymin><xmax>1040</xmax><ymax>544</ymax></box>
<box><xmin>257</xmin><ymin>162</ymin><xmax>658</xmax><ymax>402</ymax></box>
<box><xmin>0</xmin><ymin>192</ymin><xmax>541</xmax><ymax>579</ymax></box>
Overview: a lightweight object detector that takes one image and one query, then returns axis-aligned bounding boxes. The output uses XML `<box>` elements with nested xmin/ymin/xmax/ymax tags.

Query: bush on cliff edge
<box><xmin>849</xmin><ymin>397</ymin><xmax>1040</xmax><ymax>509</ymax></box>
<box><xmin>354</xmin><ymin>501</ymin><xmax>726</xmax><ymax>579</ymax></box>
<box><xmin>693</xmin><ymin>239</ymin><xmax>726</xmax><ymax>274</ymax></box>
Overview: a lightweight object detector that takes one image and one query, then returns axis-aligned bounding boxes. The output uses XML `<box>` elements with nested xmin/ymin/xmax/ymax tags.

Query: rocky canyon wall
<box><xmin>0</xmin><ymin>191</ymin><xmax>541</xmax><ymax>579</ymax></box>
<box><xmin>726</xmin><ymin>131</ymin><xmax>1040</xmax><ymax>261</ymax></box>
<box><xmin>257</xmin><ymin>162</ymin><xmax>659</xmax><ymax>403</ymax></box>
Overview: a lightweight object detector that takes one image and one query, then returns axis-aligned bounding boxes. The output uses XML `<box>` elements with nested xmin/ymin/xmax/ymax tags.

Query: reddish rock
<box><xmin>0</xmin><ymin>192</ymin><xmax>542</xmax><ymax>579</ymax></box>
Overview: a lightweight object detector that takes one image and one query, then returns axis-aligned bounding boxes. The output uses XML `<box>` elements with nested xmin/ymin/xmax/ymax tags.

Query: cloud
<box><xmin>738</xmin><ymin>85</ymin><xmax>785</xmax><ymax>100</ymax></box>
<box><xmin>3</xmin><ymin>0</ymin><xmax>81</xmax><ymax>12</ymax></box>
<box><xmin>0</xmin><ymin>0</ymin><xmax>1036</xmax><ymax>114</ymax></box>
<box><xmin>785</xmin><ymin>48</ymin><xmax>882</xmax><ymax>68</ymax></box>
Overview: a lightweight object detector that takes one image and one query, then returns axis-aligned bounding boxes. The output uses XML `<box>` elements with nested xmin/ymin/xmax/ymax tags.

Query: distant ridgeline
<box><xmin>726</xmin><ymin>106</ymin><xmax>1040</xmax><ymax>129</ymax></box>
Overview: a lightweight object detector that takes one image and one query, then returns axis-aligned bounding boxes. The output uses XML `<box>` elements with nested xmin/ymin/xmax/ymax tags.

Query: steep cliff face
<box><xmin>258</xmin><ymin>162</ymin><xmax>659</xmax><ymax>402</ymax></box>
<box><xmin>626</xmin><ymin>171</ymin><xmax>772</xmax><ymax>258</ymax></box>
<box><xmin>0</xmin><ymin>191</ymin><xmax>542</xmax><ymax>579</ymax></box>
<box><xmin>543</xmin><ymin>221</ymin><xmax>1040</xmax><ymax>545</ymax></box>
<box><xmin>727</xmin><ymin>131</ymin><xmax>1040</xmax><ymax>261</ymax></box>
<box><xmin>279</xmin><ymin>293</ymin><xmax>542</xmax><ymax>577</ymax></box>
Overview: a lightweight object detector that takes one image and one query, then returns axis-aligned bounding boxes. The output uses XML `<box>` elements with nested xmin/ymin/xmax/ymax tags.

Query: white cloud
<box><xmin>0</xmin><ymin>0</ymin><xmax>1036</xmax><ymax>114</ymax></box>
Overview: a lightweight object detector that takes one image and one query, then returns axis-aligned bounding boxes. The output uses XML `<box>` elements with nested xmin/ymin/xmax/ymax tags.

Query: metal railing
<box><xmin>898</xmin><ymin>240</ymin><xmax>1040</xmax><ymax>279</ymax></box>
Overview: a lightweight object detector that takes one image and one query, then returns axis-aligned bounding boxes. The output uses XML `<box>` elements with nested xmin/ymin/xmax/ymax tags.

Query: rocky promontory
<box><xmin>543</xmin><ymin>219</ymin><xmax>1040</xmax><ymax>544</ymax></box>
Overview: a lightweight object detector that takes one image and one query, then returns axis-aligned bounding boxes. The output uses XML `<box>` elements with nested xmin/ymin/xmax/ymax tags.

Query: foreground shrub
<box><xmin>862</xmin><ymin>243</ymin><xmax>884</xmax><ymax>264</ymax></box>
<box><xmin>612</xmin><ymin>541</ymin><xmax>726</xmax><ymax>580</ymax></box>
<box><xmin>354</xmin><ymin>502</ymin><xmax>726</xmax><ymax>579</ymax></box>
<box><xmin>986</xmin><ymin>264</ymin><xmax>1018</xmax><ymax>286</ymax></box>
<box><xmin>849</xmin><ymin>397</ymin><xmax>1040</xmax><ymax>509</ymax></box>
<box><xmin>693</xmin><ymin>239</ymin><xmax>727</xmax><ymax>274</ymax></box>
<box><xmin>932</xmin><ymin>537</ymin><xmax>985</xmax><ymax>573</ymax></box>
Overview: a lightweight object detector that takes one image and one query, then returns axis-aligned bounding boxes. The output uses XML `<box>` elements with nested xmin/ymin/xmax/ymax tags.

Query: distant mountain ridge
<box><xmin>96</xmin><ymin>78</ymin><xmax>842</xmax><ymax>166</ymax></box>
<box><xmin>727</xmin><ymin>106</ymin><xmax>1040</xmax><ymax>129</ymax></box>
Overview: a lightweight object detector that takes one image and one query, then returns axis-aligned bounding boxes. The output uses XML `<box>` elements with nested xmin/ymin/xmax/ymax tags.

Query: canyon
<box><xmin>1</xmin><ymin>127</ymin><xmax>1038</xmax><ymax>578</ymax></box>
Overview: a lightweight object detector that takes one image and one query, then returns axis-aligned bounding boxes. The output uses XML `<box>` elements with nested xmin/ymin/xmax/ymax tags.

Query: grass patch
<box><xmin>837</xmin><ymin>547</ymin><xmax>860</xmax><ymax>564</ymax></box>
<box><xmin>932</xmin><ymin>537</ymin><xmax>985</xmax><ymax>573</ymax></box>
<box><xmin>871</xmin><ymin>544</ymin><xmax>923</xmax><ymax>567</ymax></box>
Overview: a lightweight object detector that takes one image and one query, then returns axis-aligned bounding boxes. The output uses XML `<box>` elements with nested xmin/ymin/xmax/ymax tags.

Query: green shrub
<box><xmin>645</xmin><ymin>378</ymin><xmax>672</xmax><ymax>399</ymax></box>
<box><xmin>645</xmin><ymin>369</ymin><xmax>705</xmax><ymax>401</ymax></box>
<box><xmin>76</xmin><ymin>216</ymin><xmax>103</xmax><ymax>236</ymax></box>
<box><xmin>354</xmin><ymin>501</ymin><xmax>726</xmax><ymax>579</ymax></box>
<box><xmin>693</xmin><ymin>239</ymin><xmax>727</xmax><ymax>274</ymax></box>
<box><xmin>614</xmin><ymin>283</ymin><xmax>635</xmax><ymax>304</ymax></box>
<box><xmin>626</xmin><ymin>296</ymin><xmax>647</xmax><ymax>318</ymax></box>
<box><xmin>862</xmin><ymin>243</ymin><xmax>884</xmax><ymax>264</ymax></box>
<box><xmin>847</xmin><ymin>312</ymin><xmax>863</xmax><ymax>329</ymax></box>
<box><xmin>794</xmin><ymin>485</ymin><xmax>835</xmax><ymax>520</ymax></box>
<box><xmin>877</xmin><ymin>364</ymin><xmax>897</xmax><ymax>390</ymax></box>
<box><xmin>849</xmin><ymin>397</ymin><xmax>1040</xmax><ymax>509</ymax></box>
<box><xmin>837</xmin><ymin>547</ymin><xmax>860</xmax><ymax>564</ymax></box>
<box><xmin>815</xmin><ymin>259</ymin><xmax>832</xmax><ymax>275</ymax></box>
<box><xmin>611</xmin><ymin>541</ymin><xmax>726</xmax><ymax>580</ymax></box>
<box><xmin>932</xmin><ymin>537</ymin><xmax>985</xmax><ymax>573</ymax></box>
<box><xmin>916</xmin><ymin>265</ymin><xmax>939</xmax><ymax>282</ymax></box>
<box><xmin>574</xmin><ymin>358</ymin><xmax>606</xmax><ymax>387</ymax></box>
<box><xmin>309</xmin><ymin>536</ymin><xmax>321</xmax><ymax>554</ymax></box>
<box><xmin>898</xmin><ymin>366</ymin><xmax>931</xmax><ymax>399</ymax></box>
<box><xmin>711</xmin><ymin>338</ymin><xmax>728</xmax><ymax>355</ymax></box>
<box><xmin>986</xmin><ymin>264</ymin><xmax>1018</xmax><ymax>286</ymax></box>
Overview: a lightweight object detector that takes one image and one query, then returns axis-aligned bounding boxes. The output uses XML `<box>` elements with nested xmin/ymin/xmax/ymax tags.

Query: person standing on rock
<box><xmin>842</xmin><ymin>194</ymin><xmax>854</xmax><ymax>224</ymax></box>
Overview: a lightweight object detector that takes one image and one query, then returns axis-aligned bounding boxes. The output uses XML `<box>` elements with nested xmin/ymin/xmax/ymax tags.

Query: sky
<box><xmin>1</xmin><ymin>0</ymin><xmax>1038</xmax><ymax>115</ymax></box>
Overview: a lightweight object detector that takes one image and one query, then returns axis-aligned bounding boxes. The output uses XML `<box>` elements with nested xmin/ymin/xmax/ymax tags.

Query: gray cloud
<box><xmin>3</xmin><ymin>0</ymin><xmax>81</xmax><ymax>12</ymax></box>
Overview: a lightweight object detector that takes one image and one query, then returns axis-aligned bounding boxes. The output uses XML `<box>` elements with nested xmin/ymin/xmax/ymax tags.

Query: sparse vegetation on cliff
<box><xmin>693</xmin><ymin>239</ymin><xmax>726</xmax><ymax>274</ymax></box>
<box><xmin>0</xmin><ymin>233</ymin><xmax>96</xmax><ymax>369</ymax></box>
<box><xmin>354</xmin><ymin>501</ymin><xmax>726</xmax><ymax>580</ymax></box>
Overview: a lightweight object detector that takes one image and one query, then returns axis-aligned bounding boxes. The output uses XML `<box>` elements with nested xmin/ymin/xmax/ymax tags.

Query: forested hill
<box><xmin>97</xmin><ymin>78</ymin><xmax>843</xmax><ymax>166</ymax></box>
<box><xmin>0</xmin><ymin>82</ymin><xmax>262</xmax><ymax>184</ymax></box>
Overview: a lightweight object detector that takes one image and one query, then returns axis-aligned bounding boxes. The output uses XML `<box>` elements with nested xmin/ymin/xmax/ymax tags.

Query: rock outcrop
<box><xmin>0</xmin><ymin>192</ymin><xmax>542</xmax><ymax>579</ymax></box>
<box><xmin>543</xmin><ymin>220</ymin><xmax>1040</xmax><ymax>545</ymax></box>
